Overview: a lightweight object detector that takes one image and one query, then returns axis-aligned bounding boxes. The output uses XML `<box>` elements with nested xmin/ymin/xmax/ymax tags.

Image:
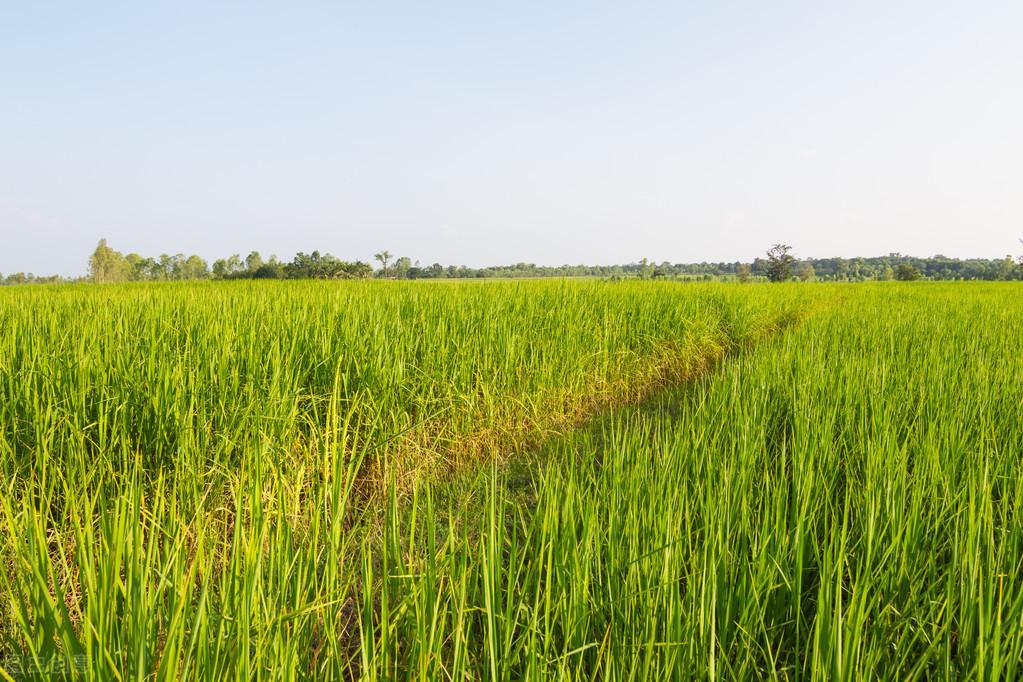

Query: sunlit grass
<box><xmin>2</xmin><ymin>281</ymin><xmax>1019</xmax><ymax>678</ymax></box>
<box><xmin>0</xmin><ymin>279</ymin><xmax>808</xmax><ymax>678</ymax></box>
<box><xmin>359</xmin><ymin>283</ymin><xmax>1023</xmax><ymax>680</ymax></box>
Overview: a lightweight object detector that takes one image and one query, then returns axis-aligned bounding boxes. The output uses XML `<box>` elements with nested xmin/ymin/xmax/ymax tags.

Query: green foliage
<box><xmin>283</xmin><ymin>251</ymin><xmax>372</xmax><ymax>279</ymax></box>
<box><xmin>2</xmin><ymin>280</ymin><xmax>1022</xmax><ymax>678</ymax></box>
<box><xmin>363</xmin><ymin>284</ymin><xmax>1023</xmax><ymax>678</ymax></box>
<box><xmin>245</xmin><ymin>251</ymin><xmax>263</xmax><ymax>272</ymax></box>
<box><xmin>7</xmin><ymin>244</ymin><xmax>1023</xmax><ymax>286</ymax></box>
<box><xmin>121</xmin><ymin>247</ymin><xmax>369</xmax><ymax>281</ymax></box>
<box><xmin>212</xmin><ymin>254</ymin><xmax>244</xmax><ymax>278</ymax></box>
<box><xmin>374</xmin><ymin>250</ymin><xmax>393</xmax><ymax>277</ymax></box>
<box><xmin>87</xmin><ymin>239</ymin><xmax>129</xmax><ymax>283</ymax></box>
<box><xmin>896</xmin><ymin>262</ymin><xmax>922</xmax><ymax>281</ymax></box>
<box><xmin>1</xmin><ymin>272</ymin><xmax>63</xmax><ymax>285</ymax></box>
<box><xmin>765</xmin><ymin>243</ymin><xmax>795</xmax><ymax>282</ymax></box>
<box><xmin>0</xmin><ymin>280</ymin><xmax>805</xmax><ymax>677</ymax></box>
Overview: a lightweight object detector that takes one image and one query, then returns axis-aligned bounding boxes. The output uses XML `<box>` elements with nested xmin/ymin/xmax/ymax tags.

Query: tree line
<box><xmin>1</xmin><ymin>239</ymin><xmax>1021</xmax><ymax>285</ymax></box>
<box><xmin>756</xmin><ymin>244</ymin><xmax>940</xmax><ymax>282</ymax></box>
<box><xmin>80</xmin><ymin>240</ymin><xmax>374</xmax><ymax>283</ymax></box>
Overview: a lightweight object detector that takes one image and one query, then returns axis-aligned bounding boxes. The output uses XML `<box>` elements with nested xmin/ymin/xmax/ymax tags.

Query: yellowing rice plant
<box><xmin>1</xmin><ymin>280</ymin><xmax>1020</xmax><ymax>679</ymax></box>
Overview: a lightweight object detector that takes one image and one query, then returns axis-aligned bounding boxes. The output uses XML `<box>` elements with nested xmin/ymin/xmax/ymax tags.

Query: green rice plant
<box><xmin>19</xmin><ymin>280</ymin><xmax>1020</xmax><ymax>678</ymax></box>
<box><xmin>0</xmin><ymin>279</ymin><xmax>809</xmax><ymax>678</ymax></box>
<box><xmin>357</xmin><ymin>283</ymin><xmax>1023</xmax><ymax>680</ymax></box>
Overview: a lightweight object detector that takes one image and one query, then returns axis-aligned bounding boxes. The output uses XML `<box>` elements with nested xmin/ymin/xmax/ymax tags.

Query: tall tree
<box><xmin>125</xmin><ymin>253</ymin><xmax>146</xmax><ymax>280</ymax></box>
<box><xmin>88</xmin><ymin>239</ymin><xmax>128</xmax><ymax>283</ymax></box>
<box><xmin>996</xmin><ymin>255</ymin><xmax>1017</xmax><ymax>281</ymax></box>
<box><xmin>212</xmin><ymin>254</ymin><xmax>244</xmax><ymax>279</ymax></box>
<box><xmin>638</xmin><ymin>257</ymin><xmax>653</xmax><ymax>280</ymax></box>
<box><xmin>374</xmin><ymin>250</ymin><xmax>393</xmax><ymax>277</ymax></box>
<box><xmin>834</xmin><ymin>257</ymin><xmax>850</xmax><ymax>281</ymax></box>
<box><xmin>245</xmin><ymin>251</ymin><xmax>263</xmax><ymax>272</ymax></box>
<box><xmin>182</xmin><ymin>255</ymin><xmax>209</xmax><ymax>279</ymax></box>
<box><xmin>765</xmin><ymin>244</ymin><xmax>795</xmax><ymax>282</ymax></box>
<box><xmin>168</xmin><ymin>254</ymin><xmax>188</xmax><ymax>280</ymax></box>
<box><xmin>392</xmin><ymin>256</ymin><xmax>412</xmax><ymax>279</ymax></box>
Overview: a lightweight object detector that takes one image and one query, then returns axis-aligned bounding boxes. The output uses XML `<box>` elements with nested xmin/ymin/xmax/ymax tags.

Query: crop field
<box><xmin>1</xmin><ymin>280</ymin><xmax>1021</xmax><ymax>679</ymax></box>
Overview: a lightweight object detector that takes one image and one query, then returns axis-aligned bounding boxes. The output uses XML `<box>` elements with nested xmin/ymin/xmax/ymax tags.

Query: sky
<box><xmin>2</xmin><ymin>1</ymin><xmax>1022</xmax><ymax>276</ymax></box>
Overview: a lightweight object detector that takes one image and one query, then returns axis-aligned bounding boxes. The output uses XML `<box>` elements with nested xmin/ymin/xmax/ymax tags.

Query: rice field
<box><xmin>1</xmin><ymin>280</ymin><xmax>1020</xmax><ymax>679</ymax></box>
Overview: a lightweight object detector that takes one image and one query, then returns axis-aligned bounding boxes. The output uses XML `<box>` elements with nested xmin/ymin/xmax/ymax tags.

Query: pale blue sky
<box><xmin>2</xmin><ymin>1</ymin><xmax>1021</xmax><ymax>276</ymax></box>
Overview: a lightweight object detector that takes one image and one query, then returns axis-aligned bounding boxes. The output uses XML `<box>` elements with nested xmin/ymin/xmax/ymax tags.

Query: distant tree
<box><xmin>638</xmin><ymin>257</ymin><xmax>654</xmax><ymax>280</ymax></box>
<box><xmin>848</xmin><ymin>257</ymin><xmax>867</xmax><ymax>281</ymax></box>
<box><xmin>56</xmin><ymin>244</ymin><xmax>1023</xmax><ymax>284</ymax></box>
<box><xmin>245</xmin><ymin>251</ymin><xmax>263</xmax><ymax>273</ymax></box>
<box><xmin>167</xmin><ymin>254</ymin><xmax>188</xmax><ymax>280</ymax></box>
<box><xmin>250</xmin><ymin>261</ymin><xmax>284</xmax><ymax>279</ymax></box>
<box><xmin>392</xmin><ymin>256</ymin><xmax>412</xmax><ymax>279</ymax></box>
<box><xmin>895</xmin><ymin>263</ymin><xmax>922</xmax><ymax>281</ymax></box>
<box><xmin>765</xmin><ymin>244</ymin><xmax>795</xmax><ymax>282</ymax></box>
<box><xmin>156</xmin><ymin>253</ymin><xmax>176</xmax><ymax>280</ymax></box>
<box><xmin>833</xmin><ymin>257</ymin><xmax>850</xmax><ymax>281</ymax></box>
<box><xmin>125</xmin><ymin>253</ymin><xmax>147</xmax><ymax>280</ymax></box>
<box><xmin>346</xmin><ymin>261</ymin><xmax>374</xmax><ymax>278</ymax></box>
<box><xmin>284</xmin><ymin>251</ymin><xmax>372</xmax><ymax>279</ymax></box>
<box><xmin>212</xmin><ymin>254</ymin><xmax>244</xmax><ymax>279</ymax></box>
<box><xmin>374</xmin><ymin>250</ymin><xmax>393</xmax><ymax>277</ymax></box>
<box><xmin>247</xmin><ymin>254</ymin><xmax>283</xmax><ymax>279</ymax></box>
<box><xmin>996</xmin><ymin>255</ymin><xmax>1017</xmax><ymax>281</ymax></box>
<box><xmin>182</xmin><ymin>255</ymin><xmax>209</xmax><ymax>279</ymax></box>
<box><xmin>88</xmin><ymin>239</ymin><xmax>129</xmax><ymax>283</ymax></box>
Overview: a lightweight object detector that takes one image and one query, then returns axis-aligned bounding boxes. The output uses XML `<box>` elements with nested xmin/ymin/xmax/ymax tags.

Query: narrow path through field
<box><xmin>414</xmin><ymin>307</ymin><xmax>812</xmax><ymax>551</ymax></box>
